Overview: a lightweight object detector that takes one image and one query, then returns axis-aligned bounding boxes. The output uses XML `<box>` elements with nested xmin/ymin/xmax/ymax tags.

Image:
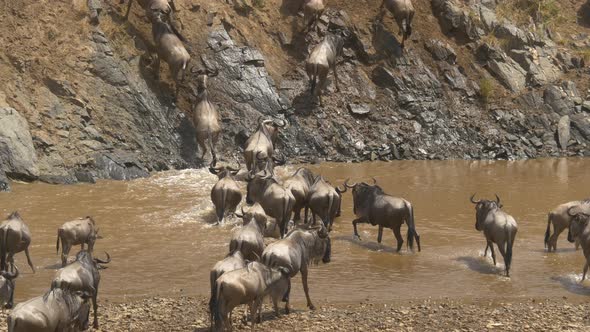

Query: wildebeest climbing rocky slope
<box><xmin>0</xmin><ymin>0</ymin><xmax>589</xmax><ymax>190</ymax></box>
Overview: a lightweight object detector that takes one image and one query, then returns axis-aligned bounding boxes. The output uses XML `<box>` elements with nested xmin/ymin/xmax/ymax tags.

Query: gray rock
<box><xmin>348</xmin><ymin>103</ymin><xmax>372</xmax><ymax>115</ymax></box>
<box><xmin>94</xmin><ymin>152</ymin><xmax>149</xmax><ymax>181</ymax></box>
<box><xmin>544</xmin><ymin>85</ymin><xmax>574</xmax><ymax>115</ymax></box>
<box><xmin>0</xmin><ymin>107</ymin><xmax>39</xmax><ymax>180</ymax></box>
<box><xmin>487</xmin><ymin>56</ymin><xmax>527</xmax><ymax>92</ymax></box>
<box><xmin>571</xmin><ymin>113</ymin><xmax>590</xmax><ymax>141</ymax></box>
<box><xmin>582</xmin><ymin>100</ymin><xmax>590</xmax><ymax>112</ymax></box>
<box><xmin>557</xmin><ymin>115</ymin><xmax>570</xmax><ymax>150</ymax></box>
<box><xmin>425</xmin><ymin>39</ymin><xmax>457</xmax><ymax>64</ymax></box>
<box><xmin>0</xmin><ymin>171</ymin><xmax>10</xmax><ymax>192</ymax></box>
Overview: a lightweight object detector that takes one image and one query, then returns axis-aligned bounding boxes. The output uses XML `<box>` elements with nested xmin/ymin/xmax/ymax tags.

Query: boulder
<box><xmin>425</xmin><ymin>39</ymin><xmax>457</xmax><ymax>64</ymax></box>
<box><xmin>487</xmin><ymin>56</ymin><xmax>527</xmax><ymax>92</ymax></box>
<box><xmin>0</xmin><ymin>107</ymin><xmax>39</xmax><ymax>180</ymax></box>
<box><xmin>557</xmin><ymin>115</ymin><xmax>570</xmax><ymax>150</ymax></box>
<box><xmin>571</xmin><ymin>113</ymin><xmax>590</xmax><ymax>141</ymax></box>
<box><xmin>544</xmin><ymin>85</ymin><xmax>574</xmax><ymax>115</ymax></box>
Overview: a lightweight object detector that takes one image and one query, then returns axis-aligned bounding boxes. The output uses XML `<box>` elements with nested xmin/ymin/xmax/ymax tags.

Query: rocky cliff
<box><xmin>0</xmin><ymin>0</ymin><xmax>589</xmax><ymax>188</ymax></box>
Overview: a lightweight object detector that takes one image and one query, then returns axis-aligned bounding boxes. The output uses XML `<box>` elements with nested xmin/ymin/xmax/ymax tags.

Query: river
<box><xmin>1</xmin><ymin>158</ymin><xmax>589</xmax><ymax>305</ymax></box>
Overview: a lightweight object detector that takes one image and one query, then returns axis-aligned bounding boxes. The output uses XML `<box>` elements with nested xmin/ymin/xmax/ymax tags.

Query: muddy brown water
<box><xmin>2</xmin><ymin>158</ymin><xmax>590</xmax><ymax>305</ymax></box>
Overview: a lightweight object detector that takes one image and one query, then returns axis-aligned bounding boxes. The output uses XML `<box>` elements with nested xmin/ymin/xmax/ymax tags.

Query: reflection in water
<box><xmin>0</xmin><ymin>158</ymin><xmax>589</xmax><ymax>304</ymax></box>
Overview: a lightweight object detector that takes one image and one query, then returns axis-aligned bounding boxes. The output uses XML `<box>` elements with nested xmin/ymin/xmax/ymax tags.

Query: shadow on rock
<box><xmin>578</xmin><ymin>0</ymin><xmax>590</xmax><ymax>28</ymax></box>
<box><xmin>372</xmin><ymin>21</ymin><xmax>403</xmax><ymax>61</ymax></box>
<box><xmin>456</xmin><ymin>256</ymin><xmax>504</xmax><ymax>275</ymax></box>
<box><xmin>292</xmin><ymin>89</ymin><xmax>318</xmax><ymax>116</ymax></box>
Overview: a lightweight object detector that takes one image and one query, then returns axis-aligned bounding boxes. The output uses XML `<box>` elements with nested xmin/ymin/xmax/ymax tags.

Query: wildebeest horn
<box><xmin>256</xmin><ymin>151</ymin><xmax>266</xmax><ymax>161</ymax></box>
<box><xmin>344</xmin><ymin>178</ymin><xmax>357</xmax><ymax>188</ymax></box>
<box><xmin>94</xmin><ymin>252</ymin><xmax>111</xmax><ymax>264</ymax></box>
<box><xmin>470</xmin><ymin>194</ymin><xmax>480</xmax><ymax>204</ymax></box>
<box><xmin>208</xmin><ymin>160</ymin><xmax>221</xmax><ymax>175</ymax></box>
<box><xmin>371</xmin><ymin>177</ymin><xmax>377</xmax><ymax>185</ymax></box>
<box><xmin>226</xmin><ymin>159</ymin><xmax>241</xmax><ymax>173</ymax></box>
<box><xmin>274</xmin><ymin>118</ymin><xmax>288</xmax><ymax>128</ymax></box>
<box><xmin>272</xmin><ymin>153</ymin><xmax>286</xmax><ymax>166</ymax></box>
<box><xmin>190</xmin><ymin>65</ymin><xmax>206</xmax><ymax>74</ymax></box>
<box><xmin>336</xmin><ymin>184</ymin><xmax>347</xmax><ymax>194</ymax></box>
<box><xmin>262</xmin><ymin>169</ymin><xmax>273</xmax><ymax>179</ymax></box>
<box><xmin>235</xmin><ymin>206</ymin><xmax>245</xmax><ymax>218</ymax></box>
<box><xmin>261</xmin><ymin>119</ymin><xmax>274</xmax><ymax>125</ymax></box>
<box><xmin>1</xmin><ymin>265</ymin><xmax>18</xmax><ymax>280</ymax></box>
<box><xmin>567</xmin><ymin>206</ymin><xmax>578</xmax><ymax>217</ymax></box>
<box><xmin>495</xmin><ymin>194</ymin><xmax>501</xmax><ymax>205</ymax></box>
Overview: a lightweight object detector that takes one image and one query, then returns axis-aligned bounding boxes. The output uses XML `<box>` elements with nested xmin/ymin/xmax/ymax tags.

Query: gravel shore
<box><xmin>2</xmin><ymin>296</ymin><xmax>587</xmax><ymax>331</ymax></box>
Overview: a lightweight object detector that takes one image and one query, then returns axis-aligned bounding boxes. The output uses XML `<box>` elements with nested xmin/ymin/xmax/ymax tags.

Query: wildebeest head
<box><xmin>0</xmin><ymin>266</ymin><xmax>18</xmax><ymax>309</ymax></box>
<box><xmin>75</xmin><ymin>250</ymin><xmax>111</xmax><ymax>269</ymax></box>
<box><xmin>344</xmin><ymin>178</ymin><xmax>380</xmax><ymax>216</ymax></box>
<box><xmin>236</xmin><ymin>206</ymin><xmax>267</xmax><ymax>232</ymax></box>
<box><xmin>258</xmin><ymin>117</ymin><xmax>288</xmax><ymax>144</ymax></box>
<box><xmin>209</xmin><ymin>159</ymin><xmax>240</xmax><ymax>179</ymax></box>
<box><xmin>317</xmin><ymin>224</ymin><xmax>331</xmax><ymax>263</ymax></box>
<box><xmin>191</xmin><ymin>66</ymin><xmax>219</xmax><ymax>93</ymax></box>
<box><xmin>470</xmin><ymin>194</ymin><xmax>502</xmax><ymax>231</ymax></box>
<box><xmin>567</xmin><ymin>206</ymin><xmax>590</xmax><ymax>243</ymax></box>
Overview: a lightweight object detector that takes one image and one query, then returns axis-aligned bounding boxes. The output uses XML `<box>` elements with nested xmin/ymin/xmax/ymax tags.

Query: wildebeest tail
<box><xmin>217</xmin><ymin>189</ymin><xmax>226</xmax><ymax>224</ymax></box>
<box><xmin>544</xmin><ymin>213</ymin><xmax>552</xmax><ymax>249</ymax></box>
<box><xmin>213</xmin><ymin>282</ymin><xmax>224</xmax><ymax>331</ymax></box>
<box><xmin>309</xmin><ymin>63</ymin><xmax>318</xmax><ymax>96</ymax></box>
<box><xmin>406</xmin><ymin>10</ymin><xmax>414</xmax><ymax>37</ymax></box>
<box><xmin>7</xmin><ymin>315</ymin><xmax>15</xmax><ymax>332</ymax></box>
<box><xmin>209</xmin><ymin>270</ymin><xmax>219</xmax><ymax>327</ymax></box>
<box><xmin>0</xmin><ymin>227</ymin><xmax>7</xmax><ymax>271</ymax></box>
<box><xmin>406</xmin><ymin>203</ymin><xmax>421</xmax><ymax>252</ymax></box>
<box><xmin>326</xmin><ymin>194</ymin><xmax>334</xmax><ymax>230</ymax></box>
<box><xmin>505</xmin><ymin>226</ymin><xmax>515</xmax><ymax>275</ymax></box>
<box><xmin>56</xmin><ymin>229</ymin><xmax>62</xmax><ymax>255</ymax></box>
<box><xmin>207</xmin><ymin>129</ymin><xmax>216</xmax><ymax>163</ymax></box>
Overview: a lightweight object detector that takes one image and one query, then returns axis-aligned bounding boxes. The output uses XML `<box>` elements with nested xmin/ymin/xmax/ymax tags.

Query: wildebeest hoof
<box><xmin>5</xmin><ymin>303</ymin><xmax>12</xmax><ymax>309</ymax></box>
<box><xmin>309</xmin><ymin>304</ymin><xmax>316</xmax><ymax>310</ymax></box>
<box><xmin>353</xmin><ymin>234</ymin><xmax>361</xmax><ymax>241</ymax></box>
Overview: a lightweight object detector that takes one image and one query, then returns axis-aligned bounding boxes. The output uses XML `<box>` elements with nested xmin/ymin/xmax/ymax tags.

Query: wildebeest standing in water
<box><xmin>150</xmin><ymin>11</ymin><xmax>190</xmax><ymax>100</ymax></box>
<box><xmin>51</xmin><ymin>250</ymin><xmax>111</xmax><ymax>329</ymax></box>
<box><xmin>246</xmin><ymin>170</ymin><xmax>295</xmax><ymax>238</ymax></box>
<box><xmin>307</xmin><ymin>176</ymin><xmax>346</xmax><ymax>231</ymax></box>
<box><xmin>379</xmin><ymin>0</ymin><xmax>415</xmax><ymax>49</ymax></box>
<box><xmin>306</xmin><ymin>34</ymin><xmax>344</xmax><ymax>106</ymax></box>
<box><xmin>208</xmin><ymin>250</ymin><xmax>246</xmax><ymax>329</ymax></box>
<box><xmin>7</xmin><ymin>288</ymin><xmax>91</xmax><ymax>332</ymax></box>
<box><xmin>283</xmin><ymin>167</ymin><xmax>316</xmax><ymax>222</ymax></box>
<box><xmin>56</xmin><ymin>216</ymin><xmax>100</xmax><ymax>267</ymax></box>
<box><xmin>191</xmin><ymin>67</ymin><xmax>221</xmax><ymax>161</ymax></box>
<box><xmin>345</xmin><ymin>179</ymin><xmax>421</xmax><ymax>252</ymax></box>
<box><xmin>243</xmin><ymin>118</ymin><xmax>287</xmax><ymax>173</ymax></box>
<box><xmin>229</xmin><ymin>207</ymin><xmax>267</xmax><ymax>261</ymax></box>
<box><xmin>567</xmin><ymin>207</ymin><xmax>590</xmax><ymax>280</ymax></box>
<box><xmin>545</xmin><ymin>199</ymin><xmax>589</xmax><ymax>252</ymax></box>
<box><xmin>212</xmin><ymin>262</ymin><xmax>290</xmax><ymax>331</ymax></box>
<box><xmin>209</xmin><ymin>160</ymin><xmax>242</xmax><ymax>224</ymax></box>
<box><xmin>0</xmin><ymin>267</ymin><xmax>18</xmax><ymax>309</ymax></box>
<box><xmin>470</xmin><ymin>194</ymin><xmax>518</xmax><ymax>277</ymax></box>
<box><xmin>0</xmin><ymin>211</ymin><xmax>35</xmax><ymax>273</ymax></box>
<box><xmin>262</xmin><ymin>224</ymin><xmax>331</xmax><ymax>312</ymax></box>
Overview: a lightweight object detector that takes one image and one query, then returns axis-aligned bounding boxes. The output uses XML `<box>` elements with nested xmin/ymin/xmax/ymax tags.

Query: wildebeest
<box><xmin>212</xmin><ymin>262</ymin><xmax>290</xmax><ymax>331</ymax></box>
<box><xmin>0</xmin><ymin>267</ymin><xmax>18</xmax><ymax>309</ymax></box>
<box><xmin>192</xmin><ymin>67</ymin><xmax>221</xmax><ymax>161</ymax></box>
<box><xmin>470</xmin><ymin>194</ymin><xmax>518</xmax><ymax>277</ymax></box>
<box><xmin>307</xmin><ymin>176</ymin><xmax>346</xmax><ymax>231</ymax></box>
<box><xmin>306</xmin><ymin>34</ymin><xmax>344</xmax><ymax>106</ymax></box>
<box><xmin>7</xmin><ymin>288</ymin><xmax>91</xmax><ymax>332</ymax></box>
<box><xmin>262</xmin><ymin>224</ymin><xmax>331</xmax><ymax>311</ymax></box>
<box><xmin>545</xmin><ymin>199</ymin><xmax>589</xmax><ymax>252</ymax></box>
<box><xmin>209</xmin><ymin>250</ymin><xmax>246</xmax><ymax>329</ymax></box>
<box><xmin>345</xmin><ymin>178</ymin><xmax>421</xmax><ymax>252</ymax></box>
<box><xmin>567</xmin><ymin>207</ymin><xmax>590</xmax><ymax>281</ymax></box>
<box><xmin>243</xmin><ymin>118</ymin><xmax>287</xmax><ymax>173</ymax></box>
<box><xmin>56</xmin><ymin>217</ymin><xmax>99</xmax><ymax>267</ymax></box>
<box><xmin>0</xmin><ymin>212</ymin><xmax>35</xmax><ymax>273</ymax></box>
<box><xmin>379</xmin><ymin>0</ymin><xmax>415</xmax><ymax>49</ymax></box>
<box><xmin>210</xmin><ymin>160</ymin><xmax>242</xmax><ymax>224</ymax></box>
<box><xmin>300</xmin><ymin>0</ymin><xmax>326</xmax><ymax>33</ymax></box>
<box><xmin>236</xmin><ymin>203</ymin><xmax>280</xmax><ymax>238</ymax></box>
<box><xmin>51</xmin><ymin>250</ymin><xmax>111</xmax><ymax>329</ymax></box>
<box><xmin>150</xmin><ymin>11</ymin><xmax>190</xmax><ymax>99</ymax></box>
<box><xmin>246</xmin><ymin>170</ymin><xmax>295</xmax><ymax>238</ymax></box>
<box><xmin>283</xmin><ymin>167</ymin><xmax>316</xmax><ymax>222</ymax></box>
<box><xmin>229</xmin><ymin>209</ymin><xmax>266</xmax><ymax>261</ymax></box>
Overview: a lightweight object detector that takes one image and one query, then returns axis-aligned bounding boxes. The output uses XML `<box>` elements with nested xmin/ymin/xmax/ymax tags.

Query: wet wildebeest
<box><xmin>212</xmin><ymin>262</ymin><xmax>290</xmax><ymax>331</ymax></box>
<box><xmin>0</xmin><ymin>267</ymin><xmax>18</xmax><ymax>309</ymax></box>
<box><xmin>56</xmin><ymin>217</ymin><xmax>99</xmax><ymax>267</ymax></box>
<box><xmin>7</xmin><ymin>288</ymin><xmax>91</xmax><ymax>332</ymax></box>
<box><xmin>283</xmin><ymin>167</ymin><xmax>316</xmax><ymax>222</ymax></box>
<box><xmin>300</xmin><ymin>0</ymin><xmax>326</xmax><ymax>33</ymax></box>
<box><xmin>379</xmin><ymin>0</ymin><xmax>415</xmax><ymax>49</ymax></box>
<box><xmin>345</xmin><ymin>178</ymin><xmax>421</xmax><ymax>252</ymax></box>
<box><xmin>229</xmin><ymin>207</ymin><xmax>267</xmax><ymax>261</ymax></box>
<box><xmin>150</xmin><ymin>11</ymin><xmax>190</xmax><ymax>100</ymax></box>
<box><xmin>236</xmin><ymin>203</ymin><xmax>280</xmax><ymax>239</ymax></box>
<box><xmin>307</xmin><ymin>176</ymin><xmax>346</xmax><ymax>231</ymax></box>
<box><xmin>470</xmin><ymin>194</ymin><xmax>518</xmax><ymax>277</ymax></box>
<box><xmin>123</xmin><ymin>0</ymin><xmax>177</xmax><ymax>21</ymax></box>
<box><xmin>210</xmin><ymin>160</ymin><xmax>242</xmax><ymax>224</ymax></box>
<box><xmin>306</xmin><ymin>34</ymin><xmax>344</xmax><ymax>106</ymax></box>
<box><xmin>192</xmin><ymin>67</ymin><xmax>221</xmax><ymax>161</ymax></box>
<box><xmin>243</xmin><ymin>118</ymin><xmax>287</xmax><ymax>173</ymax></box>
<box><xmin>209</xmin><ymin>250</ymin><xmax>246</xmax><ymax>329</ymax></box>
<box><xmin>51</xmin><ymin>250</ymin><xmax>111</xmax><ymax>329</ymax></box>
<box><xmin>262</xmin><ymin>224</ymin><xmax>331</xmax><ymax>311</ymax></box>
<box><xmin>246</xmin><ymin>170</ymin><xmax>295</xmax><ymax>238</ymax></box>
<box><xmin>545</xmin><ymin>199</ymin><xmax>589</xmax><ymax>252</ymax></box>
<box><xmin>567</xmin><ymin>207</ymin><xmax>590</xmax><ymax>281</ymax></box>
<box><xmin>0</xmin><ymin>211</ymin><xmax>35</xmax><ymax>273</ymax></box>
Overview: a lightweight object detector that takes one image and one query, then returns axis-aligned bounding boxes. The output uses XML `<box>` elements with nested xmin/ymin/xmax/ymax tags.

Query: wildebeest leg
<box><xmin>6</xmin><ymin>284</ymin><xmax>13</xmax><ymax>309</ymax></box>
<box><xmin>304</xmin><ymin>206</ymin><xmax>310</xmax><ymax>224</ymax></box>
<box><xmin>301</xmin><ymin>266</ymin><xmax>315</xmax><ymax>310</ymax></box>
<box><xmin>153</xmin><ymin>55</ymin><xmax>161</xmax><ymax>80</ymax></box>
<box><xmin>124</xmin><ymin>0</ymin><xmax>133</xmax><ymax>19</ymax></box>
<box><xmin>550</xmin><ymin>222</ymin><xmax>567</xmax><ymax>252</ymax></box>
<box><xmin>352</xmin><ymin>218</ymin><xmax>366</xmax><ymax>240</ymax></box>
<box><xmin>332</xmin><ymin>61</ymin><xmax>340</xmax><ymax>92</ymax></box>
<box><xmin>62</xmin><ymin>243</ymin><xmax>71</xmax><ymax>267</ymax></box>
<box><xmin>169</xmin><ymin>0</ymin><xmax>177</xmax><ymax>12</ymax></box>
<box><xmin>377</xmin><ymin>226</ymin><xmax>383</xmax><ymax>244</ymax></box>
<box><xmin>90</xmin><ymin>284</ymin><xmax>99</xmax><ymax>328</ymax></box>
<box><xmin>283</xmin><ymin>278</ymin><xmax>291</xmax><ymax>314</ymax></box>
<box><xmin>81</xmin><ymin>243</ymin><xmax>85</xmax><ymax>250</ymax></box>
<box><xmin>248</xmin><ymin>300</ymin><xmax>258</xmax><ymax>331</ymax></box>
<box><xmin>575</xmin><ymin>237</ymin><xmax>581</xmax><ymax>250</ymax></box>
<box><xmin>487</xmin><ymin>241</ymin><xmax>496</xmax><ymax>266</ymax></box>
<box><xmin>393</xmin><ymin>226</ymin><xmax>404</xmax><ymax>252</ymax></box>
<box><xmin>496</xmin><ymin>241</ymin><xmax>509</xmax><ymax>276</ymax></box>
<box><xmin>583</xmin><ymin>263</ymin><xmax>588</xmax><ymax>281</ymax></box>
<box><xmin>8</xmin><ymin>254</ymin><xmax>14</xmax><ymax>273</ymax></box>
<box><xmin>483</xmin><ymin>243</ymin><xmax>488</xmax><ymax>257</ymax></box>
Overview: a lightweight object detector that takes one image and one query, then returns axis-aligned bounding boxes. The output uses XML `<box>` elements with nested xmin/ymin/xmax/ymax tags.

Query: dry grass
<box><xmin>479</xmin><ymin>77</ymin><xmax>496</xmax><ymax>104</ymax></box>
<box><xmin>496</xmin><ymin>0</ymin><xmax>568</xmax><ymax>31</ymax></box>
